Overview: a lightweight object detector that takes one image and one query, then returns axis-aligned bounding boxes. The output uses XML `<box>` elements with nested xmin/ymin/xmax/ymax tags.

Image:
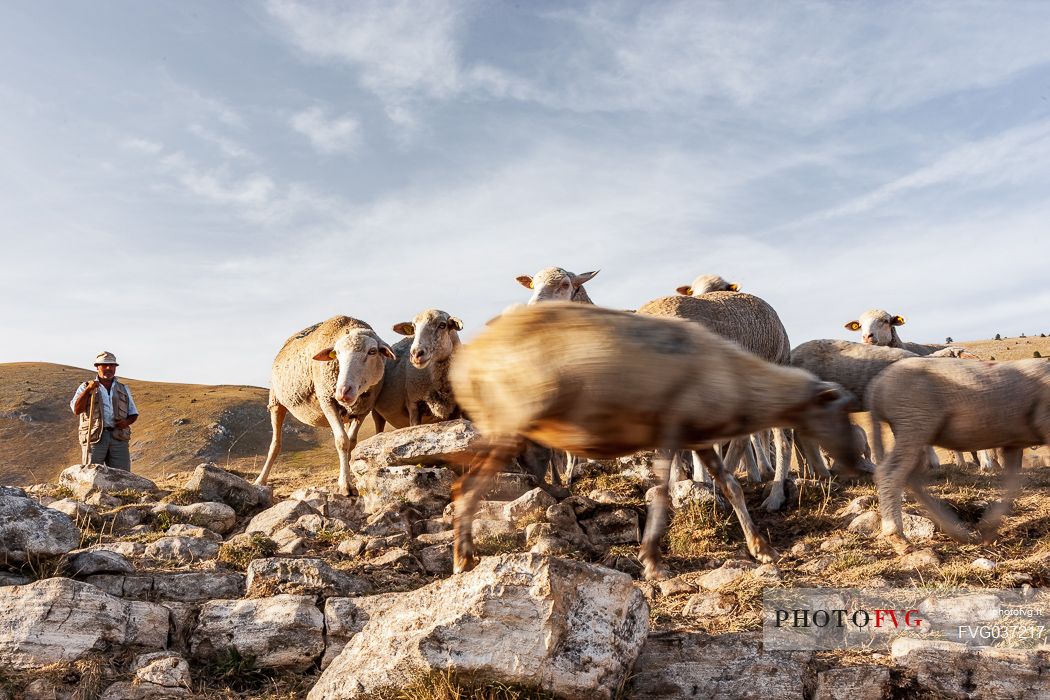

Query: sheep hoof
<box><xmin>751</xmin><ymin>540</ymin><xmax>779</xmax><ymax>564</ymax></box>
<box><xmin>884</xmin><ymin>533</ymin><xmax>912</xmax><ymax>555</ymax></box>
<box><xmin>642</xmin><ymin>562</ymin><xmax>671</xmax><ymax>582</ymax></box>
<box><xmin>762</xmin><ymin>491</ymin><xmax>785</xmax><ymax>512</ymax></box>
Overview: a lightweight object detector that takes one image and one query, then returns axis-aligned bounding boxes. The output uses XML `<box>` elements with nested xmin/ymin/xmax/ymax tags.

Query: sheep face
<box><xmin>393</xmin><ymin>309</ymin><xmax>463</xmax><ymax>369</ymax></box>
<box><xmin>845</xmin><ymin>309</ymin><xmax>905</xmax><ymax>346</ymax></box>
<box><xmin>675</xmin><ymin>274</ymin><xmax>739</xmax><ymax>297</ymax></box>
<box><xmin>792</xmin><ymin>382</ymin><xmax>865</xmax><ymax>474</ymax></box>
<box><xmin>313</xmin><ymin>329</ymin><xmax>395</xmax><ymax>405</ymax></box>
<box><xmin>516</xmin><ymin>267</ymin><xmax>599</xmax><ymax>304</ymax></box>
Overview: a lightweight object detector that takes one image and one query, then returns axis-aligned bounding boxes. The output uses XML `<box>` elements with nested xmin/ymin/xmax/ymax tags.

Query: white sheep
<box><xmin>845</xmin><ymin>309</ymin><xmax>953</xmax><ymax>356</ymax></box>
<box><xmin>372</xmin><ymin>308</ymin><xmax>463</xmax><ymax>430</ymax></box>
<box><xmin>516</xmin><ymin>267</ymin><xmax>599</xmax><ymax>304</ymax></box>
<box><xmin>637</xmin><ymin>289</ymin><xmax>795</xmax><ymax>491</ymax></box>
<box><xmin>866</xmin><ymin>357</ymin><xmax>1050</xmax><ymax>553</ymax></box>
<box><xmin>254</xmin><ymin>316</ymin><xmax>394</xmax><ymax>495</ymax></box>
<box><xmin>675</xmin><ymin>274</ymin><xmax>739</xmax><ymax>296</ymax></box>
<box><xmin>450</xmin><ymin>302</ymin><xmax>862</xmax><ymax>579</ymax></box>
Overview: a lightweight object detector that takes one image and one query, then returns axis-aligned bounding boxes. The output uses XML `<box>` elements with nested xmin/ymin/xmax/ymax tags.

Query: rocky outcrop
<box><xmin>0</xmin><ymin>578</ymin><xmax>169</xmax><ymax>669</ymax></box>
<box><xmin>58</xmin><ymin>464</ymin><xmax>157</xmax><ymax>499</ymax></box>
<box><xmin>310</xmin><ymin>554</ymin><xmax>649</xmax><ymax>700</ymax></box>
<box><xmin>191</xmin><ymin>594</ymin><xmax>324</xmax><ymax>670</ymax></box>
<box><xmin>184</xmin><ymin>462</ymin><xmax>271</xmax><ymax>513</ymax></box>
<box><xmin>246</xmin><ymin>557</ymin><xmax>370</xmax><ymax>598</ymax></box>
<box><xmin>0</xmin><ymin>486</ymin><xmax>80</xmax><ymax>562</ymax></box>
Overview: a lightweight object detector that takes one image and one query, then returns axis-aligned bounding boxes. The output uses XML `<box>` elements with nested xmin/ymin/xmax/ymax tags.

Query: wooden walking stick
<box><xmin>82</xmin><ymin>384</ymin><xmax>95</xmax><ymax>465</ymax></box>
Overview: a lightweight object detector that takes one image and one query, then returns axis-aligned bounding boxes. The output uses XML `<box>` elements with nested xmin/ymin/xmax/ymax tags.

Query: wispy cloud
<box><xmin>188</xmin><ymin>124</ymin><xmax>254</xmax><ymax>161</ymax></box>
<box><xmin>290</xmin><ymin>106</ymin><xmax>361</xmax><ymax>154</ymax></box>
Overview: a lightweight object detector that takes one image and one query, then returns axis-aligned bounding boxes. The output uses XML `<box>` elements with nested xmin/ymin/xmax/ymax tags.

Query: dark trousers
<box><xmin>87</xmin><ymin>429</ymin><xmax>132</xmax><ymax>471</ymax></box>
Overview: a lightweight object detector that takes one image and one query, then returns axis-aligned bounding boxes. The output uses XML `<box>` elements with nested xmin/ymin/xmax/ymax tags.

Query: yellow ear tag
<box><xmin>329</xmin><ymin>350</ymin><xmax>337</xmax><ymax>360</ymax></box>
<box><xmin>728</xmin><ymin>284</ymin><xmax>739</xmax><ymax>291</ymax></box>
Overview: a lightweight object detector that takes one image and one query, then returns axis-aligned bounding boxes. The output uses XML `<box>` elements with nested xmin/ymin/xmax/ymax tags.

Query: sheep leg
<box><xmin>670</xmin><ymin>450</ymin><xmax>690</xmax><ymax>484</ymax></box>
<box><xmin>926</xmin><ymin>446</ymin><xmax>941</xmax><ymax>470</ymax></box>
<box><xmin>798</xmin><ymin>435</ymin><xmax>832</xmax><ymax>480</ymax></box>
<box><xmin>773</xmin><ymin>428</ymin><xmax>792</xmax><ymax>480</ymax></box>
<box><xmin>452</xmin><ymin>439</ymin><xmax>518</xmax><ymax>574</ymax></box>
<box><xmin>408</xmin><ymin>402</ymin><xmax>421</xmax><ymax>427</ymax></box>
<box><xmin>876</xmin><ymin>440</ymin><xmax>926</xmax><ymax>554</ymax></box>
<box><xmin>761</xmin><ymin>430</ymin><xmax>793</xmax><ymax>512</ymax></box>
<box><xmin>752</xmin><ymin>431</ymin><xmax>774</xmax><ymax>480</ymax></box>
<box><xmin>563</xmin><ymin>452</ymin><xmax>579</xmax><ymax>485</ymax></box>
<box><xmin>372</xmin><ymin>411</ymin><xmax>386</xmax><ymax>435</ymax></box>
<box><xmin>722</xmin><ymin>439</ymin><xmax>750</xmax><ymax>479</ymax></box>
<box><xmin>254</xmin><ymin>400</ymin><xmax>288</xmax><ymax>486</ymax></box>
<box><xmin>640</xmin><ymin>448</ymin><xmax>675</xmax><ymax>581</ymax></box>
<box><xmin>904</xmin><ymin>468</ymin><xmax>979</xmax><ymax>544</ymax></box>
<box><xmin>976</xmin><ymin>446</ymin><xmax>1023</xmax><ymax>542</ymax></box>
<box><xmin>953</xmin><ymin>451</ymin><xmax>969</xmax><ymax>467</ymax></box>
<box><xmin>697</xmin><ymin>447</ymin><xmax>777</xmax><ymax>563</ymax></box>
<box><xmin>691</xmin><ymin>450</ymin><xmax>712</xmax><ymax>484</ymax></box>
<box><xmin>338</xmin><ymin>416</ymin><xmax>365</xmax><ymax>497</ymax></box>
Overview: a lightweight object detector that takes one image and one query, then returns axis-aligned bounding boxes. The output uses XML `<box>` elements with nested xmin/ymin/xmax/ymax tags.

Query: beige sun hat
<box><xmin>94</xmin><ymin>351</ymin><xmax>119</xmax><ymax>366</ymax></box>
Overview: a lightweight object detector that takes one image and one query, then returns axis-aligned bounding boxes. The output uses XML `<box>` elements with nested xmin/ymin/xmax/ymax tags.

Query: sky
<box><xmin>1</xmin><ymin>0</ymin><xmax>1048</xmax><ymax>387</ymax></box>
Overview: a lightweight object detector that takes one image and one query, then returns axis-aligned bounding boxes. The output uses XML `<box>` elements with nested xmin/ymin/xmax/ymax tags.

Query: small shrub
<box><xmin>995</xmin><ymin>333</ymin><xmax>1002</xmax><ymax>340</ymax></box>
<box><xmin>218</xmin><ymin>533</ymin><xmax>278</xmax><ymax>570</ymax></box>
<box><xmin>376</xmin><ymin>668</ymin><xmax>559</xmax><ymax>700</ymax></box>
<box><xmin>204</xmin><ymin>647</ymin><xmax>274</xmax><ymax>693</ymax></box>
<box><xmin>945</xmin><ymin>336</ymin><xmax>953</xmax><ymax>343</ymax></box>
<box><xmin>1035</xmin><ymin>351</ymin><xmax>1043</xmax><ymax>358</ymax></box>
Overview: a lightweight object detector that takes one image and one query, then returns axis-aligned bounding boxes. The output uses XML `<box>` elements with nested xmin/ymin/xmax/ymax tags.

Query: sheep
<box><xmin>515</xmin><ymin>265</ymin><xmax>600</xmax><ymax>485</ymax></box>
<box><xmin>449</xmin><ymin>302</ymin><xmax>862</xmax><ymax>580</ymax></box>
<box><xmin>637</xmin><ymin>291</ymin><xmax>795</xmax><ymax>491</ymax></box>
<box><xmin>516</xmin><ymin>267</ymin><xmax>599</xmax><ymax>304</ymax></box>
<box><xmin>845</xmin><ymin>309</ymin><xmax>952</xmax><ymax>356</ymax></box>
<box><xmin>254</xmin><ymin>316</ymin><xmax>395</xmax><ymax>495</ymax></box>
<box><xmin>866</xmin><ymin>358</ymin><xmax>1050</xmax><ymax>554</ymax></box>
<box><xmin>675</xmin><ymin>274</ymin><xmax>739</xmax><ymax>296</ymax></box>
<box><xmin>372</xmin><ymin>309</ymin><xmax>463</xmax><ymax>431</ymax></box>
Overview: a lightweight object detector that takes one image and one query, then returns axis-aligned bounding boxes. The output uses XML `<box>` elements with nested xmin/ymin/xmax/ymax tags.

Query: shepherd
<box><xmin>70</xmin><ymin>351</ymin><xmax>140</xmax><ymax>471</ymax></box>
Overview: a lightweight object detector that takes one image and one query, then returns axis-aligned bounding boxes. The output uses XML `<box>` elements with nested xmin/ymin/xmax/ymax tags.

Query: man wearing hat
<box><xmin>70</xmin><ymin>351</ymin><xmax>139</xmax><ymax>471</ymax></box>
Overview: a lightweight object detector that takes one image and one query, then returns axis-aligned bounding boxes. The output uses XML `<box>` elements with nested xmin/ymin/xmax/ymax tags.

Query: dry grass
<box><xmin>373</xmin><ymin>670</ymin><xmax>559</xmax><ymax>700</ymax></box>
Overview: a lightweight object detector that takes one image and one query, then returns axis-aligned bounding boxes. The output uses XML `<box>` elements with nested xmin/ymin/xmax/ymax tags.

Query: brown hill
<box><xmin>0</xmin><ymin>362</ymin><xmax>377</xmax><ymax>489</ymax></box>
<box><xmin>953</xmin><ymin>334</ymin><xmax>1050</xmax><ymax>360</ymax></box>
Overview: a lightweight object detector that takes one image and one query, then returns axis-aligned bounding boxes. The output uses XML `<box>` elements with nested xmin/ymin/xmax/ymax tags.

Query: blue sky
<box><xmin>1</xmin><ymin>1</ymin><xmax>1047</xmax><ymax>386</ymax></box>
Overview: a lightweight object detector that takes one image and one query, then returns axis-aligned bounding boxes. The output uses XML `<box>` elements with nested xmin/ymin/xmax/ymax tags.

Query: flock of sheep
<box><xmin>252</xmin><ymin>267</ymin><xmax>1050</xmax><ymax>580</ymax></box>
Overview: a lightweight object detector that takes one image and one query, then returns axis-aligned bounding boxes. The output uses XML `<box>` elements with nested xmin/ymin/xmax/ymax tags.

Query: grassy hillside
<box><xmin>953</xmin><ymin>334</ymin><xmax>1050</xmax><ymax>360</ymax></box>
<box><xmin>0</xmin><ymin>362</ymin><xmax>376</xmax><ymax>488</ymax></box>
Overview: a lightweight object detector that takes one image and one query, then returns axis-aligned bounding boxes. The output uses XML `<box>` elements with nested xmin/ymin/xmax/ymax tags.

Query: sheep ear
<box><xmin>676</xmin><ymin>285</ymin><xmax>693</xmax><ymax>296</ymax></box>
<box><xmin>379</xmin><ymin>345</ymin><xmax>396</xmax><ymax>360</ymax></box>
<box><xmin>845</xmin><ymin>321</ymin><xmax>861</xmax><ymax>331</ymax></box>
<box><xmin>892</xmin><ymin>315</ymin><xmax>906</xmax><ymax>326</ymax></box>
<box><xmin>392</xmin><ymin>322</ymin><xmax>415</xmax><ymax>336</ymax></box>
<box><xmin>573</xmin><ymin>270</ymin><xmax>599</xmax><ymax>286</ymax></box>
<box><xmin>814</xmin><ymin>383</ymin><xmax>843</xmax><ymax>405</ymax></box>
<box><xmin>449</xmin><ymin>316</ymin><xmax>464</xmax><ymax>331</ymax></box>
<box><xmin>516</xmin><ymin>275</ymin><xmax>534</xmax><ymax>290</ymax></box>
<box><xmin>313</xmin><ymin>348</ymin><xmax>337</xmax><ymax>362</ymax></box>
<box><xmin>727</xmin><ymin>283</ymin><xmax>740</xmax><ymax>292</ymax></box>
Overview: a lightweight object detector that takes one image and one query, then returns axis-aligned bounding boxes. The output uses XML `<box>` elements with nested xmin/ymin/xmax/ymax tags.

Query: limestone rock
<box><xmin>481</xmin><ymin>473</ymin><xmax>539</xmax><ymax>502</ymax></box>
<box><xmin>321</xmin><ymin>594</ymin><xmax>405</xmax><ymax>669</ymax></box>
<box><xmin>152</xmin><ymin>501</ymin><xmax>236</xmax><ymax>534</ymax></box>
<box><xmin>695</xmin><ymin>565</ymin><xmax>748</xmax><ymax>591</ymax></box>
<box><xmin>47</xmin><ymin>498</ymin><xmax>98</xmax><ymax>523</ymax></box>
<box><xmin>891</xmin><ymin>638</ymin><xmax>1049</xmax><ymax>699</ymax></box>
<box><xmin>191</xmin><ymin>595</ymin><xmax>324</xmax><ymax>670</ymax></box>
<box><xmin>164</xmin><ymin>523</ymin><xmax>222</xmax><ymax>541</ymax></box>
<box><xmin>682</xmin><ymin>592</ymin><xmax>736</xmax><ymax>617</ymax></box>
<box><xmin>354</xmin><ymin>465</ymin><xmax>454</xmax><ymax>517</ymax></box>
<box><xmin>67</xmin><ymin>549</ymin><xmax>135</xmax><ymax>577</ymax></box>
<box><xmin>101</xmin><ymin>681</ymin><xmax>189</xmax><ymax>699</ymax></box>
<box><xmin>668</xmin><ymin>480</ymin><xmax>723</xmax><ymax>510</ymax></box>
<box><xmin>0</xmin><ymin>486</ymin><xmax>80</xmax><ymax>561</ymax></box>
<box><xmin>579</xmin><ymin>508</ymin><xmax>641</xmax><ymax>548</ymax></box>
<box><xmin>418</xmin><ymin>543</ymin><xmax>453</xmax><ymax>575</ymax></box>
<box><xmin>309</xmin><ymin>554</ymin><xmax>649</xmax><ymax>700</ymax></box>
<box><xmin>629</xmin><ymin>631</ymin><xmax>812</xmax><ymax>700</ymax></box>
<box><xmin>815</xmin><ymin>666</ymin><xmax>892</xmax><ymax>700</ymax></box>
<box><xmin>185</xmin><ymin>462</ymin><xmax>270</xmax><ymax>512</ymax></box>
<box><xmin>58</xmin><ymin>464</ymin><xmax>157</xmax><ymax>499</ymax></box>
<box><xmin>134</xmin><ymin>651</ymin><xmax>192</xmax><ymax>688</ymax></box>
<box><xmin>144</xmin><ymin>536</ymin><xmax>220</xmax><ymax>565</ymax></box>
<box><xmin>84</xmin><ymin>571</ymin><xmax>245</xmax><ymax>602</ymax></box>
<box><xmin>246</xmin><ymin>557</ymin><xmax>370</xmax><ymax>598</ymax></box>
<box><xmin>0</xmin><ymin>578</ymin><xmax>168</xmax><ymax>670</ymax></box>
<box><xmin>350</xmin><ymin>418</ymin><xmax>481</xmax><ymax>470</ymax></box>
<box><xmin>245</xmin><ymin>499</ymin><xmax>320</xmax><ymax>537</ymax></box>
